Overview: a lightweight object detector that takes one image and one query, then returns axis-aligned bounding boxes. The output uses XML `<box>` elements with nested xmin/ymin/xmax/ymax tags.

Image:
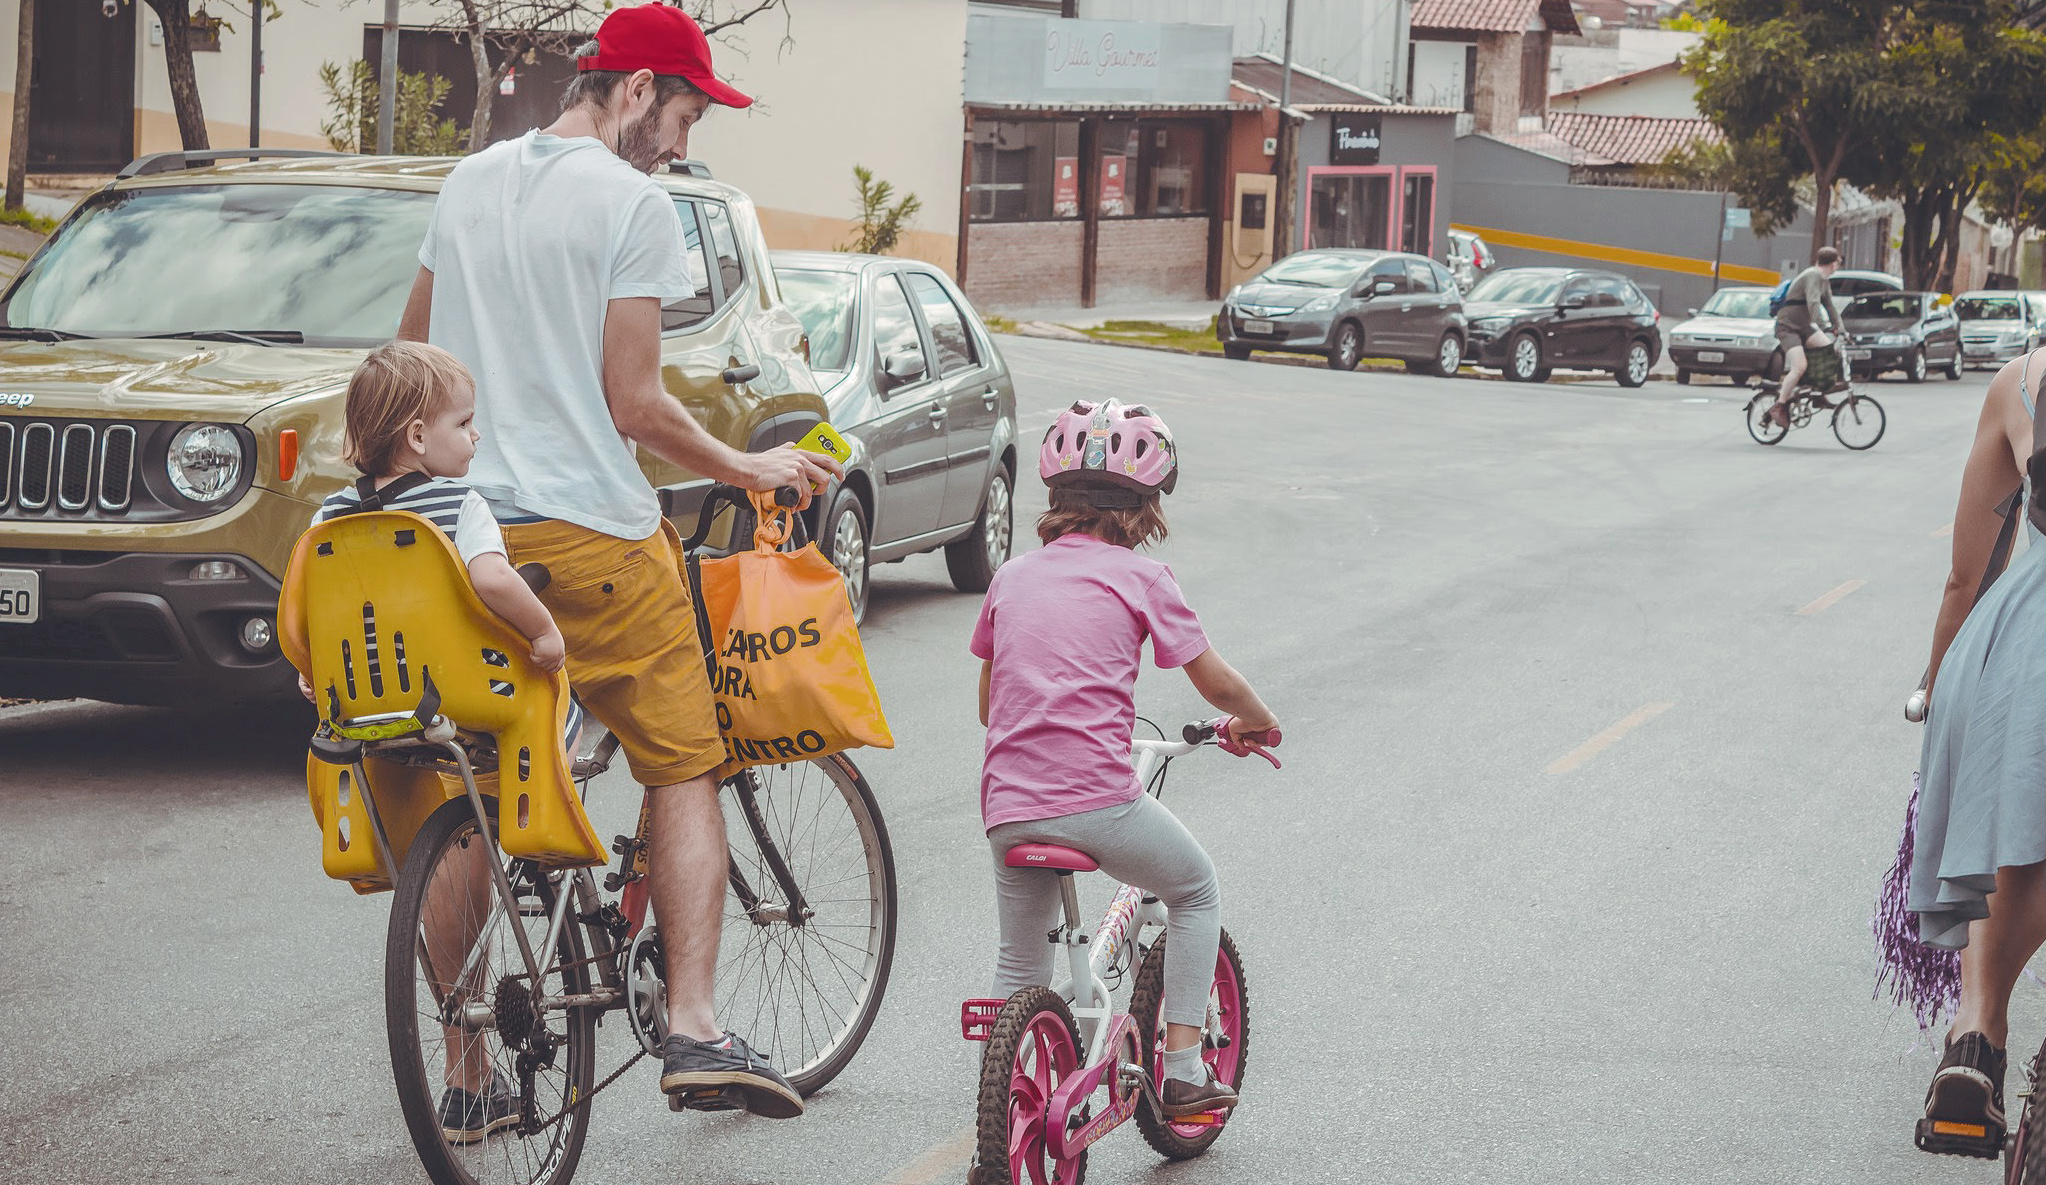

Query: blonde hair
<box><xmin>342</xmin><ymin>341</ymin><xmax>472</xmax><ymax>476</ymax></box>
<box><xmin>1036</xmin><ymin>486</ymin><xmax>1169</xmax><ymax>549</ymax></box>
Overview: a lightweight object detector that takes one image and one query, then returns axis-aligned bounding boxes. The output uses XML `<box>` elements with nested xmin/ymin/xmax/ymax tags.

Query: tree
<box><xmin>139</xmin><ymin>0</ymin><xmax>211</xmax><ymax>149</ymax></box>
<box><xmin>429</xmin><ymin>0</ymin><xmax>792</xmax><ymax>152</ymax></box>
<box><xmin>838</xmin><ymin>166</ymin><xmax>921</xmax><ymax>255</ymax></box>
<box><xmin>7</xmin><ymin>0</ymin><xmax>32</xmax><ymax>211</ymax></box>
<box><xmin>318</xmin><ymin>61</ymin><xmax>468</xmax><ymax>156</ymax></box>
<box><xmin>1684</xmin><ymin>0</ymin><xmax>1917</xmax><ymax>255</ymax></box>
<box><xmin>1656</xmin><ymin>133</ymin><xmax>1802</xmax><ymax>236</ymax></box>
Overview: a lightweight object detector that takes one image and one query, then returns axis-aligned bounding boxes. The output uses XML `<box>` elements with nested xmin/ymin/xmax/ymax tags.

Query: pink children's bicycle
<box><xmin>960</xmin><ymin>716</ymin><xmax>1281</xmax><ymax>1185</ymax></box>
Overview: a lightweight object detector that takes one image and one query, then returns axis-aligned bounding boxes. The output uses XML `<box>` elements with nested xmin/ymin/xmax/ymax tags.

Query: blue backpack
<box><xmin>1768</xmin><ymin>276</ymin><xmax>1795</xmax><ymax>317</ymax></box>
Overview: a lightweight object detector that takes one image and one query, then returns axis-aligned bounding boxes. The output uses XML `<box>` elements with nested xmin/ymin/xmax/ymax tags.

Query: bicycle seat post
<box><xmin>1056</xmin><ymin>872</ymin><xmax>1085</xmax><ymax>942</ymax></box>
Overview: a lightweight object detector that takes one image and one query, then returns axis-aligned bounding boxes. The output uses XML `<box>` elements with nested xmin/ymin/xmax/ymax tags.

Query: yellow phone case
<box><xmin>794</xmin><ymin>421</ymin><xmax>851</xmax><ymax>463</ymax></box>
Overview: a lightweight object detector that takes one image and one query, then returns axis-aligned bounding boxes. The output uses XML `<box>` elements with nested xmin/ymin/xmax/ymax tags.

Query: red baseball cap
<box><xmin>577</xmin><ymin>2</ymin><xmax>753</xmax><ymax>109</ymax></box>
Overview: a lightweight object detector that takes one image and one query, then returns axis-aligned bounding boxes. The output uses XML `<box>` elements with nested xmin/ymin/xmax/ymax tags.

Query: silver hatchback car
<box><xmin>773</xmin><ymin>251</ymin><xmax>1020</xmax><ymax>623</ymax></box>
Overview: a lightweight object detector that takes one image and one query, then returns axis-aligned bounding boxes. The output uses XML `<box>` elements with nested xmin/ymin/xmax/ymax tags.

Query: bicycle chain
<box><xmin>523</xmin><ymin>1048</ymin><xmax>649</xmax><ymax>1136</ymax></box>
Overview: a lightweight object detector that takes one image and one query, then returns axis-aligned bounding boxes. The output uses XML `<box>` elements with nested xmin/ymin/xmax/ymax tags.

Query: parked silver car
<box><xmin>1956</xmin><ymin>290</ymin><xmax>2046</xmax><ymax>369</ymax></box>
<box><xmin>1217</xmin><ymin>248</ymin><xmax>1468</xmax><ymax>374</ymax></box>
<box><xmin>773</xmin><ymin>251</ymin><xmax>1019</xmax><ymax>623</ymax></box>
<box><xmin>1666</xmin><ymin>287</ymin><xmax>1781</xmax><ymax>384</ymax></box>
<box><xmin>1445</xmin><ymin>228</ymin><xmax>1494</xmax><ymax>294</ymax></box>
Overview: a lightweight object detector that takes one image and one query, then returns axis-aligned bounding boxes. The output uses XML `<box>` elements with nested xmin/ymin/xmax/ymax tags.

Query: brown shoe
<box><xmin>1159</xmin><ymin>1072</ymin><xmax>1239</xmax><ymax>1118</ymax></box>
<box><xmin>1766</xmin><ymin>402</ymin><xmax>1790</xmax><ymax>429</ymax></box>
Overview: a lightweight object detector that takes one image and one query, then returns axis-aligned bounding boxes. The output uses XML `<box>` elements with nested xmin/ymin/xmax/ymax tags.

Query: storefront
<box><xmin>960</xmin><ymin>15</ymin><xmax>1250</xmax><ymax>310</ymax></box>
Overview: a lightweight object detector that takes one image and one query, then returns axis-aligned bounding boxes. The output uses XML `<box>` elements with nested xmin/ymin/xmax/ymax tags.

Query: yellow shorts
<box><xmin>501</xmin><ymin>518</ymin><xmax>724</xmax><ymax>787</ymax></box>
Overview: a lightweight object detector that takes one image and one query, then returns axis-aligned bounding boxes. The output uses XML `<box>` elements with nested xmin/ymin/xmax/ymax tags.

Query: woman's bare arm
<box><xmin>1925</xmin><ymin>356</ymin><xmax>2031</xmax><ymax>695</ymax></box>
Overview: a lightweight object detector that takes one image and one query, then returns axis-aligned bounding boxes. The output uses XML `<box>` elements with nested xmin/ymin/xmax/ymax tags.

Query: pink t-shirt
<box><xmin>969</xmin><ymin>533</ymin><xmax>1210</xmax><ymax>831</ymax></box>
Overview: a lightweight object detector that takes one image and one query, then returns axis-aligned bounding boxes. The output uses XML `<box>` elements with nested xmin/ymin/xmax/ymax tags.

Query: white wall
<box><xmin>1409</xmin><ymin>39</ymin><xmax>1466</xmax><ymax>111</ymax></box>
<box><xmin>1549</xmin><ymin>26</ymin><xmax>1698</xmax><ymax>94</ymax></box>
<box><xmin>1552</xmin><ymin>67</ymin><xmax>1697</xmax><ymax>118</ymax></box>
<box><xmin>1079</xmin><ymin>0</ymin><xmax>1412</xmax><ymax>99</ymax></box>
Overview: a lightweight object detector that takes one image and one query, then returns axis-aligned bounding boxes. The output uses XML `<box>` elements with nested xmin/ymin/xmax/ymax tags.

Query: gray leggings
<box><xmin>987</xmin><ymin>794</ymin><xmax>1220</xmax><ymax>1029</ymax></box>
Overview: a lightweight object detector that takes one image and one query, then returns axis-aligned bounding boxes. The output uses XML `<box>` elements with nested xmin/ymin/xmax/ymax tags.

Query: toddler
<box><xmin>971</xmin><ymin>399</ymin><xmax>1279</xmax><ymax>1116</ymax></box>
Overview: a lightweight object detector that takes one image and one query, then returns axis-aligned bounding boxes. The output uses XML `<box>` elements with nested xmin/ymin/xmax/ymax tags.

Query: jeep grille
<box><xmin>0</xmin><ymin>418</ymin><xmax>209</xmax><ymax>522</ymax></box>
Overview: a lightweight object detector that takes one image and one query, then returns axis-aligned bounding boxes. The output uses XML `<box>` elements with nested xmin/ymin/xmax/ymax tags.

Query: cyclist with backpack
<box><xmin>1767</xmin><ymin>246</ymin><xmax>1845</xmax><ymax>428</ymax></box>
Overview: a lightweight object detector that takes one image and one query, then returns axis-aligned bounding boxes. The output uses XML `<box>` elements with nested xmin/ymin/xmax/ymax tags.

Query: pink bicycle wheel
<box><xmin>972</xmin><ymin>987</ymin><xmax>1087</xmax><ymax>1185</ymax></box>
<box><xmin>1130</xmin><ymin>928</ymin><xmax>1251</xmax><ymax>1159</ymax></box>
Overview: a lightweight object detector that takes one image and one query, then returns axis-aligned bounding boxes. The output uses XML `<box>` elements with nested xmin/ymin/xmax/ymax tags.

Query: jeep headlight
<box><xmin>166</xmin><ymin>423</ymin><xmax>244</xmax><ymax>502</ymax></box>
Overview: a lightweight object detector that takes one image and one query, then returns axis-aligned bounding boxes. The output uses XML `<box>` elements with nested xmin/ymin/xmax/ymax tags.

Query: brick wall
<box><xmin>964</xmin><ymin>221</ymin><xmax>1084</xmax><ymax>311</ymax></box>
<box><xmin>1473</xmin><ymin>32</ymin><xmax>1521</xmax><ymax>135</ymax></box>
<box><xmin>1095</xmin><ymin>218</ymin><xmax>1212</xmax><ymax>305</ymax></box>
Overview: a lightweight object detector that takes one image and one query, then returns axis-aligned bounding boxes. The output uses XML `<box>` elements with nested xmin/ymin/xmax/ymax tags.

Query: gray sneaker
<box><xmin>659</xmin><ymin>1032</ymin><xmax>804</xmax><ymax>1119</ymax></box>
<box><xmin>438</xmin><ymin>1070</ymin><xmax>520</xmax><ymax>1144</ymax></box>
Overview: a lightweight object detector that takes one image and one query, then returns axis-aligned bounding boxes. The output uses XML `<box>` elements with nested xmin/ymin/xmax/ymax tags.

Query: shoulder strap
<box><xmin>340</xmin><ymin>472</ymin><xmax>435</xmax><ymax>516</ymax></box>
<box><xmin>2030</xmin><ymin>362</ymin><xmax>2046</xmax><ymax>535</ymax></box>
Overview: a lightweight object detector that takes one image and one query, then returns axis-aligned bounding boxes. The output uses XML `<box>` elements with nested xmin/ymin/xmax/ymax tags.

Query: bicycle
<box><xmin>314</xmin><ymin>483</ymin><xmax>897</xmax><ymax>1185</ymax></box>
<box><xmin>1743</xmin><ymin>340</ymin><xmax>1886</xmax><ymax>450</ymax></box>
<box><xmin>958</xmin><ymin>716</ymin><xmax>1281</xmax><ymax>1185</ymax></box>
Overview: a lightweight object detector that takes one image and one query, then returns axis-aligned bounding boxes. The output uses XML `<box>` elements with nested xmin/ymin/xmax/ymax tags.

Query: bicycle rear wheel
<box><xmin>1129</xmin><ymin>929</ymin><xmax>1250</xmax><ymax>1160</ymax></box>
<box><xmin>1832</xmin><ymin>392</ymin><xmax>1886</xmax><ymax>450</ymax></box>
<box><xmin>715</xmin><ymin>753</ymin><xmax>897</xmax><ymax>1096</ymax></box>
<box><xmin>386</xmin><ymin>797</ymin><xmax>596</xmax><ymax>1185</ymax></box>
<box><xmin>973</xmin><ymin>987</ymin><xmax>1088</xmax><ymax>1185</ymax></box>
<box><xmin>1745</xmin><ymin>393</ymin><xmax>1787</xmax><ymax>445</ymax></box>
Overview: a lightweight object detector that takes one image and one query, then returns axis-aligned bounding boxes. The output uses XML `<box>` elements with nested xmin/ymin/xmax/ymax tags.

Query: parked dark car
<box><xmin>1665</xmin><ymin>286</ymin><xmax>1781</xmax><ymax>384</ymax></box>
<box><xmin>772</xmin><ymin>251</ymin><xmax>1019</xmax><ymax>624</ymax></box>
<box><xmin>1840</xmin><ymin>290</ymin><xmax>1963</xmax><ymax>383</ymax></box>
<box><xmin>1217</xmin><ymin>248</ymin><xmax>1468</xmax><ymax>375</ymax></box>
<box><xmin>1462</xmin><ymin>267</ymin><xmax>1663</xmax><ymax>386</ymax></box>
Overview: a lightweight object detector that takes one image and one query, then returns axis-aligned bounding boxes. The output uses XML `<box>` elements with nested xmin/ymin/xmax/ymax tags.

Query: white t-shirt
<box><xmin>311</xmin><ymin>479</ymin><xmax>507</xmax><ymax>568</ymax></box>
<box><xmin>419</xmin><ymin>132</ymin><xmax>696</xmax><ymax>540</ymax></box>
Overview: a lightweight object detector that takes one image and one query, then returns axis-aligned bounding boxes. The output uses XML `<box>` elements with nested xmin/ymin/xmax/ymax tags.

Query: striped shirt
<box><xmin>311</xmin><ymin>476</ymin><xmax>507</xmax><ymax>568</ymax></box>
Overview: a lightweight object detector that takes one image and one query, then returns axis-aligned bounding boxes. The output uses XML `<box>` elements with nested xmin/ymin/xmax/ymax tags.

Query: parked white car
<box><xmin>1956</xmin><ymin>290</ymin><xmax>2046</xmax><ymax>369</ymax></box>
<box><xmin>1666</xmin><ymin>286</ymin><xmax>1781</xmax><ymax>384</ymax></box>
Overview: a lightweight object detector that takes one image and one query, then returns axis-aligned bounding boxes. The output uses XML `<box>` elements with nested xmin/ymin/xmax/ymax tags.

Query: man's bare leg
<box><xmin>1777</xmin><ymin>343</ymin><xmax>1807</xmax><ymax>405</ymax></box>
<box><xmin>649</xmin><ymin>770</ymin><xmax>726</xmax><ymax>1041</ymax></box>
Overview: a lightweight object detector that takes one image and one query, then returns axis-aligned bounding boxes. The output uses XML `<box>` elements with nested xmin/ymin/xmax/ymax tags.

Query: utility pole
<box><xmin>376</xmin><ymin>0</ymin><xmax>399</xmax><ymax>154</ymax></box>
<box><xmin>1272</xmin><ymin>0</ymin><xmax>1298</xmax><ymax>260</ymax></box>
<box><xmin>249</xmin><ymin>0</ymin><xmax>262</xmax><ymax>147</ymax></box>
<box><xmin>6</xmin><ymin>0</ymin><xmax>32</xmax><ymax>211</ymax></box>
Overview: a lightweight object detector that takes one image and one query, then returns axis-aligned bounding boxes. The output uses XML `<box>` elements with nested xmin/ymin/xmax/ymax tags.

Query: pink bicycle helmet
<box><xmin>1038</xmin><ymin>399</ymin><xmax>1178</xmax><ymax>505</ymax></box>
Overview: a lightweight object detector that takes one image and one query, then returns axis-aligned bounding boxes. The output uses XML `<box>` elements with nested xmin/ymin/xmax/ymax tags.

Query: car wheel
<box><xmin>1906</xmin><ymin>347</ymin><xmax>1927</xmax><ymax>383</ymax></box>
<box><xmin>1675</xmin><ymin>369</ymin><xmax>1691</xmax><ymax>385</ymax></box>
<box><xmin>1506</xmin><ymin>332</ymin><xmax>1544</xmax><ymax>382</ymax></box>
<box><xmin>1616</xmin><ymin>339</ymin><xmax>1653</xmax><ymax>388</ymax></box>
<box><xmin>945</xmin><ymin>464</ymin><xmax>1012</xmax><ymax>594</ymax></box>
<box><xmin>821</xmin><ymin>490</ymin><xmax>871</xmax><ymax>626</ymax></box>
<box><xmin>1945</xmin><ymin>350</ymin><xmax>1963</xmax><ymax>380</ymax></box>
<box><xmin>1430</xmin><ymin>332</ymin><xmax>1463</xmax><ymax>378</ymax></box>
<box><xmin>1326</xmin><ymin>322</ymin><xmax>1362</xmax><ymax>371</ymax></box>
<box><xmin>1222</xmin><ymin>343</ymin><xmax>1252</xmax><ymax>361</ymax></box>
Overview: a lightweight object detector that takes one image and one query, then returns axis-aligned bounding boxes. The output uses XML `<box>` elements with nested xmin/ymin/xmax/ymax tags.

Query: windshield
<box><xmin>1845</xmin><ymin>293</ymin><xmax>1921</xmax><ymax>320</ymax></box>
<box><xmin>1957</xmin><ymin>295</ymin><xmax>2025</xmax><ymax>321</ymax></box>
<box><xmin>776</xmin><ymin>269</ymin><xmax>859</xmax><ymax>374</ymax></box>
<box><xmin>1468</xmin><ymin>271</ymin><xmax>1565</xmax><ymax>305</ymax></box>
<box><xmin>1257</xmin><ymin>253</ymin><xmax>1370</xmax><ymax>288</ymax></box>
<box><xmin>0</xmin><ymin>184</ymin><xmax>437</xmax><ymax>346</ymax></box>
<box><xmin>1699</xmin><ymin>289</ymin><xmax>1771</xmax><ymax>319</ymax></box>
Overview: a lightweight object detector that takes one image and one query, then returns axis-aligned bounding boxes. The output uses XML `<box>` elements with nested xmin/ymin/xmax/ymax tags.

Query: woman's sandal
<box><xmin>1916</xmin><ymin>1030</ymin><xmax>2008</xmax><ymax>1160</ymax></box>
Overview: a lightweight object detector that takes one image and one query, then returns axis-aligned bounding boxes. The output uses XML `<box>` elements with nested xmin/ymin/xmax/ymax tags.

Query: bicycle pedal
<box><xmin>1913</xmin><ymin>1115</ymin><xmax>2003</xmax><ymax>1159</ymax></box>
<box><xmin>669</xmin><ymin>1084</ymin><xmax>747</xmax><ymax>1113</ymax></box>
<box><xmin>1172</xmin><ymin>1109</ymin><xmax>1229</xmax><ymax>1127</ymax></box>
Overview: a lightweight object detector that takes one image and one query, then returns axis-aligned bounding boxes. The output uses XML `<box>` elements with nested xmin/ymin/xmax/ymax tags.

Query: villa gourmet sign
<box><xmin>1043</xmin><ymin>20</ymin><xmax>1162</xmax><ymax>90</ymax></box>
<box><xmin>1330</xmin><ymin>115</ymin><xmax>1383</xmax><ymax>166</ymax></box>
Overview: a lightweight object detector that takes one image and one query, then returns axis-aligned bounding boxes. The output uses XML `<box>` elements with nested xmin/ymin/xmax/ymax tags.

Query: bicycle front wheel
<box><xmin>386</xmin><ymin>797</ymin><xmax>596</xmax><ymax>1185</ymax></box>
<box><xmin>1130</xmin><ymin>929</ymin><xmax>1250</xmax><ymax>1160</ymax></box>
<box><xmin>716</xmin><ymin>753</ymin><xmax>897</xmax><ymax>1096</ymax></box>
<box><xmin>1832</xmin><ymin>392</ymin><xmax>1886</xmax><ymax>450</ymax></box>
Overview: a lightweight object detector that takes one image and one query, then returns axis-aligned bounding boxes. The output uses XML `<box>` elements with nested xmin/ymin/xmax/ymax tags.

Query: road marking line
<box><xmin>1796</xmin><ymin>579</ymin><xmax>1866</xmax><ymax>616</ymax></box>
<box><xmin>882</xmin><ymin>1128</ymin><xmax>976</xmax><ymax>1185</ymax></box>
<box><xmin>1933</xmin><ymin>522</ymin><xmax>1955</xmax><ymax>538</ymax></box>
<box><xmin>1547</xmin><ymin>702</ymin><xmax>1673</xmax><ymax>775</ymax></box>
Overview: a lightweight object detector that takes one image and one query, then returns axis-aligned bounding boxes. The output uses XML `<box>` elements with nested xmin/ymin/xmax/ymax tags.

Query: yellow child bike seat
<box><xmin>278</xmin><ymin>509</ymin><xmax>604</xmax><ymax>893</ymax></box>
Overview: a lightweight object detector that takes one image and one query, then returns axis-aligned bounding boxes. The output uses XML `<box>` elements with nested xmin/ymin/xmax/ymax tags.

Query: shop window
<box><xmin>1099</xmin><ymin>120</ymin><xmax>1210</xmax><ymax>217</ymax></box>
<box><xmin>905</xmin><ymin>272</ymin><xmax>980</xmax><ymax>377</ymax></box>
<box><xmin>1309</xmin><ymin>174</ymin><xmax>1390</xmax><ymax>250</ymax></box>
<box><xmin>969</xmin><ymin>120</ymin><xmax>1081</xmax><ymax>223</ymax></box>
<box><xmin>1400</xmin><ymin>173</ymin><xmax>1435</xmax><ymax>257</ymax></box>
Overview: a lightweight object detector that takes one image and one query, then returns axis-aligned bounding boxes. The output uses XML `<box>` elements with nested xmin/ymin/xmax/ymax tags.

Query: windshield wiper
<box><xmin>138</xmin><ymin>329</ymin><xmax>306</xmax><ymax>346</ymax></box>
<box><xmin>0</xmin><ymin>326</ymin><xmax>91</xmax><ymax>341</ymax></box>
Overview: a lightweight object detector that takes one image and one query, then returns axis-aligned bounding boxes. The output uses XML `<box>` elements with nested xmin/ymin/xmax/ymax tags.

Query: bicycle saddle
<box><xmin>1004</xmin><ymin>844</ymin><xmax>1099</xmax><ymax>873</ymax></box>
<box><xmin>280</xmin><ymin>509</ymin><xmax>605</xmax><ymax>892</ymax></box>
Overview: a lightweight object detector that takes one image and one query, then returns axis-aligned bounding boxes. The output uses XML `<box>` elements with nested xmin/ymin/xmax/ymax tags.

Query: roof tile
<box><xmin>1542</xmin><ymin>111</ymin><xmax>1719</xmax><ymax>166</ymax></box>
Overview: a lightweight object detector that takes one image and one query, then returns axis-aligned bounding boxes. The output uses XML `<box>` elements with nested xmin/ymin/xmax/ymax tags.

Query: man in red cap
<box><xmin>395</xmin><ymin>0</ymin><xmax>836</xmax><ymax>1133</ymax></box>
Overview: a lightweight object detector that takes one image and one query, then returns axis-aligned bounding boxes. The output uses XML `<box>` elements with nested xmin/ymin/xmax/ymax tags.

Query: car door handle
<box><xmin>981</xmin><ymin>386</ymin><xmax>998</xmax><ymax>409</ymax></box>
<box><xmin>721</xmin><ymin>363</ymin><xmax>761</xmax><ymax>385</ymax></box>
<box><xmin>927</xmin><ymin>405</ymin><xmax>947</xmax><ymax>423</ymax></box>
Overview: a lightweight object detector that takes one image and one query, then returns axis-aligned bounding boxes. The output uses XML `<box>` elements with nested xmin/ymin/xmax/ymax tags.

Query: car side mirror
<box><xmin>1561</xmin><ymin>293</ymin><xmax>1590</xmax><ymax>310</ymax></box>
<box><xmin>1686</xmin><ymin>307</ymin><xmax>1699</xmax><ymax>317</ymax></box>
<box><xmin>882</xmin><ymin>350</ymin><xmax>926</xmax><ymax>384</ymax></box>
<box><xmin>1369</xmin><ymin>280</ymin><xmax>1397</xmax><ymax>297</ymax></box>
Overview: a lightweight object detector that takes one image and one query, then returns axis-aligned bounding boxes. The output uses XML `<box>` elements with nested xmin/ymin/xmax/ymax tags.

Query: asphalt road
<box><xmin>0</xmin><ymin>344</ymin><xmax>2023</xmax><ymax>1184</ymax></box>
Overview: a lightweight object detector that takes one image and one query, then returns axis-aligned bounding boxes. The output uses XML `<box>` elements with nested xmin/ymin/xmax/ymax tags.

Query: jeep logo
<box><xmin>0</xmin><ymin>393</ymin><xmax>33</xmax><ymax>409</ymax></box>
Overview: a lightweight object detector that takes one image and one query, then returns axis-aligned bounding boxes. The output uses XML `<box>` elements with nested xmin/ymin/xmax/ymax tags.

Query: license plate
<box><xmin>1696</xmin><ymin>350</ymin><xmax>1725</xmax><ymax>363</ymax></box>
<box><xmin>1847</xmin><ymin>349</ymin><xmax>1872</xmax><ymax>360</ymax></box>
<box><xmin>1966</xmin><ymin>347</ymin><xmax>1992</xmax><ymax>357</ymax></box>
<box><xmin>1245</xmin><ymin>319</ymin><xmax>1274</xmax><ymax>334</ymax></box>
<box><xmin>0</xmin><ymin>568</ymin><xmax>38</xmax><ymax>625</ymax></box>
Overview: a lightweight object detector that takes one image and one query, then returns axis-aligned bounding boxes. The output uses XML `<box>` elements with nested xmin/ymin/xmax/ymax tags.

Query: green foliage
<box><xmin>317</xmin><ymin>59</ymin><xmax>468</xmax><ymax>156</ymax></box>
<box><xmin>0</xmin><ymin>206</ymin><xmax>58</xmax><ymax>236</ymax></box>
<box><xmin>838</xmin><ymin>166</ymin><xmax>923</xmax><ymax>256</ymax></box>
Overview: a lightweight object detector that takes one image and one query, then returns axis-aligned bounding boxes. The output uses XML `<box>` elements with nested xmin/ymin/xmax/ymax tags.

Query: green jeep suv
<box><xmin>0</xmin><ymin>151</ymin><xmax>826</xmax><ymax>706</ymax></box>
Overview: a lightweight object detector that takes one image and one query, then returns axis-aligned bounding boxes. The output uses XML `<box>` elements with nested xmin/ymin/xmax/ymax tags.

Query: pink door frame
<box><xmin>1301</xmin><ymin>164</ymin><xmax>1441</xmax><ymax>256</ymax></box>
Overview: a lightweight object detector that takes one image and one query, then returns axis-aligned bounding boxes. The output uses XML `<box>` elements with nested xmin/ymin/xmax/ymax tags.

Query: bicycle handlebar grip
<box><xmin>774</xmin><ymin>486</ymin><xmax>802</xmax><ymax>509</ymax></box>
<box><xmin>1906</xmin><ymin>689</ymin><xmax>1928</xmax><ymax>724</ymax></box>
<box><xmin>721</xmin><ymin>363</ymin><xmax>762</xmax><ymax>386</ymax></box>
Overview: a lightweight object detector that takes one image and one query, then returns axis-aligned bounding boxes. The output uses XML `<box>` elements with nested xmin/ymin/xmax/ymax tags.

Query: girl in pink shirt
<box><xmin>971</xmin><ymin>399</ymin><xmax>1279</xmax><ymax>1117</ymax></box>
